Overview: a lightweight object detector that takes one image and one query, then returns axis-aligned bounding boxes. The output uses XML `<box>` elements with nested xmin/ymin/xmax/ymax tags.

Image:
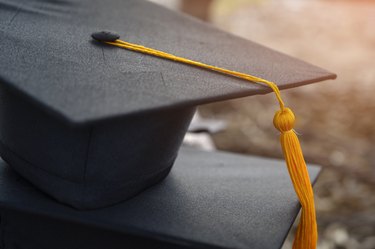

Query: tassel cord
<box><xmin>100</xmin><ymin>37</ymin><xmax>318</xmax><ymax>249</ymax></box>
<box><xmin>106</xmin><ymin>40</ymin><xmax>285</xmax><ymax>110</ymax></box>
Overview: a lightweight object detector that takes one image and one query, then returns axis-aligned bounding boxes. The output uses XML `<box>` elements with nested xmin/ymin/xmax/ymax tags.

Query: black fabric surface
<box><xmin>0</xmin><ymin>0</ymin><xmax>336</xmax><ymax>125</ymax></box>
<box><xmin>0</xmin><ymin>147</ymin><xmax>321</xmax><ymax>249</ymax></box>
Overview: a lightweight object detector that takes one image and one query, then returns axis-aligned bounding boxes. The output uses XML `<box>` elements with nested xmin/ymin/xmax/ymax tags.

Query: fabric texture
<box><xmin>0</xmin><ymin>0</ymin><xmax>335</xmax><ymax>125</ymax></box>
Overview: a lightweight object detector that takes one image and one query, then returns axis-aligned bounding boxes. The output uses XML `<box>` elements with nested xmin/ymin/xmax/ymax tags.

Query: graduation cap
<box><xmin>0</xmin><ymin>0</ymin><xmax>336</xmax><ymax>248</ymax></box>
<box><xmin>0</xmin><ymin>147</ymin><xmax>322</xmax><ymax>249</ymax></box>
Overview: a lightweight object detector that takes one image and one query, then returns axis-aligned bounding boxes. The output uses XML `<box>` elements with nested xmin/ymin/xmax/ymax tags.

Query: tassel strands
<box><xmin>273</xmin><ymin>108</ymin><xmax>317</xmax><ymax>249</ymax></box>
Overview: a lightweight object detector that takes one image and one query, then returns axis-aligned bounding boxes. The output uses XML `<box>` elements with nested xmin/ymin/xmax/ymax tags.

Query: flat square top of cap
<box><xmin>0</xmin><ymin>147</ymin><xmax>321</xmax><ymax>249</ymax></box>
<box><xmin>0</xmin><ymin>0</ymin><xmax>336</xmax><ymax>124</ymax></box>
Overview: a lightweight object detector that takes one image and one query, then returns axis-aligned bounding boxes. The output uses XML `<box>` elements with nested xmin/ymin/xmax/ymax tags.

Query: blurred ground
<box><xmin>152</xmin><ymin>0</ymin><xmax>375</xmax><ymax>248</ymax></box>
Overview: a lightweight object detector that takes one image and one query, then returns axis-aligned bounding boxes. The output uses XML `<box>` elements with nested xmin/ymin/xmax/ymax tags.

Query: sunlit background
<box><xmin>149</xmin><ymin>0</ymin><xmax>375</xmax><ymax>248</ymax></box>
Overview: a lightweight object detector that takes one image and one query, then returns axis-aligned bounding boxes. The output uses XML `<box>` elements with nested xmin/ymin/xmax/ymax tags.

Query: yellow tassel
<box><xmin>274</xmin><ymin>108</ymin><xmax>317</xmax><ymax>249</ymax></box>
<box><xmin>95</xmin><ymin>34</ymin><xmax>318</xmax><ymax>249</ymax></box>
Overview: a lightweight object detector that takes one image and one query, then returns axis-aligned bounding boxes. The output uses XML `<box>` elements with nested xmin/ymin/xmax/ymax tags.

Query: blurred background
<box><xmin>150</xmin><ymin>1</ymin><xmax>375</xmax><ymax>248</ymax></box>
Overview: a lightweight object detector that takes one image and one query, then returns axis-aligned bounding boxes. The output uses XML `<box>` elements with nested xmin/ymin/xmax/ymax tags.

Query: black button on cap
<box><xmin>91</xmin><ymin>31</ymin><xmax>120</xmax><ymax>42</ymax></box>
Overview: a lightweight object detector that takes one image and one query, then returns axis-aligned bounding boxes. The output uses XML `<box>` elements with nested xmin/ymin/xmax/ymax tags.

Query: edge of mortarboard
<box><xmin>0</xmin><ymin>78</ymin><xmax>78</xmax><ymax>127</ymax></box>
<box><xmin>27</xmin><ymin>76</ymin><xmax>341</xmax><ymax>128</ymax></box>
<box><xmin>74</xmin><ymin>73</ymin><xmax>337</xmax><ymax>127</ymax></box>
<box><xmin>0</xmin><ymin>69</ymin><xmax>336</xmax><ymax>129</ymax></box>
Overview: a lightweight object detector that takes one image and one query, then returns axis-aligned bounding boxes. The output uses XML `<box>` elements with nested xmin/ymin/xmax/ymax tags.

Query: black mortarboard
<box><xmin>0</xmin><ymin>147</ymin><xmax>321</xmax><ymax>249</ymax></box>
<box><xmin>0</xmin><ymin>0</ymin><xmax>335</xmax><ymax>211</ymax></box>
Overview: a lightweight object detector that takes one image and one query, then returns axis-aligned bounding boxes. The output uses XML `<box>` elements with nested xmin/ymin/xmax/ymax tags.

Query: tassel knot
<box><xmin>273</xmin><ymin>107</ymin><xmax>295</xmax><ymax>132</ymax></box>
